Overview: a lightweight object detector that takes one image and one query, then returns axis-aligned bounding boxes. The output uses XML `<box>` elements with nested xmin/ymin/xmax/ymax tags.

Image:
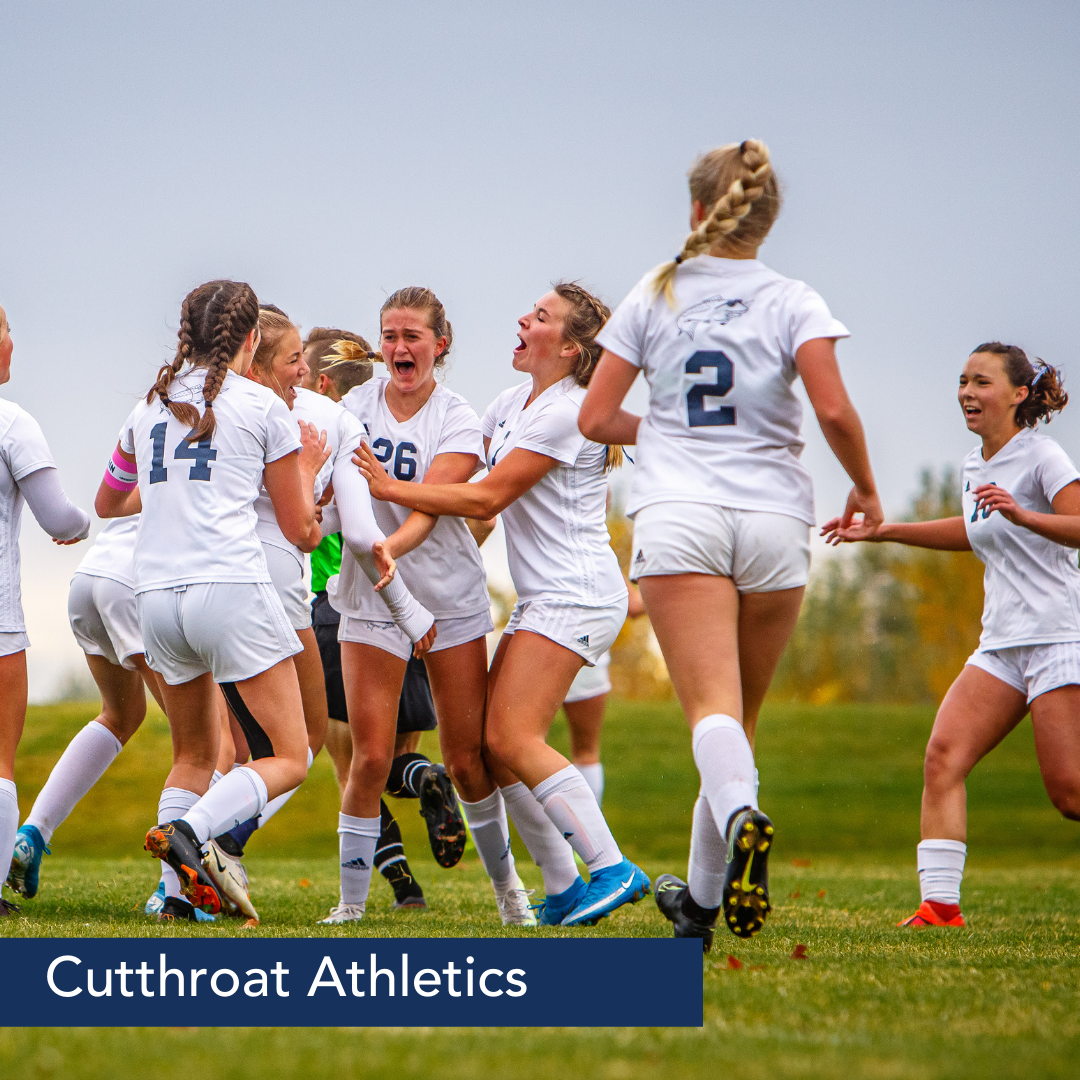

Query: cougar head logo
<box><xmin>677</xmin><ymin>296</ymin><xmax>749</xmax><ymax>339</ymax></box>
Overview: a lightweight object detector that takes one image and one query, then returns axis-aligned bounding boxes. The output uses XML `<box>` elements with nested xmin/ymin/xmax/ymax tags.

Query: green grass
<box><xmin>3</xmin><ymin>700</ymin><xmax>1080</xmax><ymax>1078</ymax></box>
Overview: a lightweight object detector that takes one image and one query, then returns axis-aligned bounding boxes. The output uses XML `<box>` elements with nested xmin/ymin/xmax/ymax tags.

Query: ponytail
<box><xmin>971</xmin><ymin>341</ymin><xmax>1068</xmax><ymax>428</ymax></box>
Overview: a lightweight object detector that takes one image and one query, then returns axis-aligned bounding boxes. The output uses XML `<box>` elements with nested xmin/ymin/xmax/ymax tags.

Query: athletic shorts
<box><xmin>564</xmin><ymin>650</ymin><xmax>612</xmax><ymax>703</ymax></box>
<box><xmin>966</xmin><ymin>641</ymin><xmax>1080</xmax><ymax>704</ymax></box>
<box><xmin>337</xmin><ymin>608</ymin><xmax>494</xmax><ymax>663</ymax></box>
<box><xmin>504</xmin><ymin>595</ymin><xmax>627</xmax><ymax>667</ymax></box>
<box><xmin>630</xmin><ymin>502</ymin><xmax>810</xmax><ymax>593</ymax></box>
<box><xmin>0</xmin><ymin>631</ymin><xmax>29</xmax><ymax>657</ymax></box>
<box><xmin>263</xmin><ymin>543</ymin><xmax>312</xmax><ymax>631</ymax></box>
<box><xmin>138</xmin><ymin>582</ymin><xmax>301</xmax><ymax>686</ymax></box>
<box><xmin>68</xmin><ymin>572</ymin><xmax>143</xmax><ymax>670</ymax></box>
<box><xmin>311</xmin><ymin>592</ymin><xmax>436</xmax><ymax>732</ymax></box>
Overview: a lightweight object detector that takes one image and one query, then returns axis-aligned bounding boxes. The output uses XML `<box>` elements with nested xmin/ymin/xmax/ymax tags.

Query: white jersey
<box><xmin>962</xmin><ymin>428</ymin><xmax>1080</xmax><ymax>650</ymax></box>
<box><xmin>596</xmin><ymin>256</ymin><xmax>849</xmax><ymax>525</ymax></box>
<box><xmin>253</xmin><ymin>387</ymin><xmax>365</xmax><ymax>566</ymax></box>
<box><xmin>332</xmin><ymin>379</ymin><xmax>489</xmax><ymax>620</ymax></box>
<box><xmin>482</xmin><ymin>378</ymin><xmax>625</xmax><ymax>606</ymax></box>
<box><xmin>120</xmin><ymin>368</ymin><xmax>301</xmax><ymax>594</ymax></box>
<box><xmin>75</xmin><ymin>516</ymin><xmax>139</xmax><ymax>588</ymax></box>
<box><xmin>0</xmin><ymin>400</ymin><xmax>60</xmax><ymax>631</ymax></box>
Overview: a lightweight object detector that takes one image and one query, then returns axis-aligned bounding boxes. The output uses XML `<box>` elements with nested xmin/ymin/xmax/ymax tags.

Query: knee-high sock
<box><xmin>24</xmin><ymin>721</ymin><xmax>123</xmax><ymax>845</ymax></box>
<box><xmin>339</xmin><ymin>812</ymin><xmax>380</xmax><ymax>906</ymax></box>
<box><xmin>575</xmin><ymin>762</ymin><xmax>604</xmax><ymax>807</ymax></box>
<box><xmin>182</xmin><ymin>767</ymin><xmax>268</xmax><ymax>845</ymax></box>
<box><xmin>918</xmin><ymin>839</ymin><xmax>967</xmax><ymax>905</ymax></box>
<box><xmin>0</xmin><ymin>779</ymin><xmax>18</xmax><ymax>891</ymax></box>
<box><xmin>459</xmin><ymin>789</ymin><xmax>516</xmax><ymax>887</ymax></box>
<box><xmin>158</xmin><ymin>787</ymin><xmax>200</xmax><ymax>898</ymax></box>
<box><xmin>692</xmin><ymin>715</ymin><xmax>758</xmax><ymax>839</ymax></box>
<box><xmin>256</xmin><ymin>747</ymin><xmax>314</xmax><ymax>829</ymax></box>
<box><xmin>500</xmin><ymin>781</ymin><xmax>579</xmax><ymax>894</ymax></box>
<box><xmin>687</xmin><ymin>794</ymin><xmax>727</xmax><ymax>909</ymax></box>
<box><xmin>386</xmin><ymin>753</ymin><xmax>431</xmax><ymax>799</ymax></box>
<box><xmin>533</xmin><ymin>765</ymin><xmax>623</xmax><ymax>873</ymax></box>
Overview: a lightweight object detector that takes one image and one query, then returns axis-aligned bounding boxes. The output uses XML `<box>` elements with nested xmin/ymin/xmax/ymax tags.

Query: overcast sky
<box><xmin>2</xmin><ymin>1</ymin><xmax>1077</xmax><ymax>699</ymax></box>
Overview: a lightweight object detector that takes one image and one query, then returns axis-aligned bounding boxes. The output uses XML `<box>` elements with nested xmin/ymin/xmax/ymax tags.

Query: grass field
<box><xmin>3</xmin><ymin>699</ymin><xmax>1080</xmax><ymax>1078</ymax></box>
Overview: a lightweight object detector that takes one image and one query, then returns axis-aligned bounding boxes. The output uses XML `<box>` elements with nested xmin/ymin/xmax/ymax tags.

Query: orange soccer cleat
<box><xmin>897</xmin><ymin>900</ymin><xmax>966</xmax><ymax>928</ymax></box>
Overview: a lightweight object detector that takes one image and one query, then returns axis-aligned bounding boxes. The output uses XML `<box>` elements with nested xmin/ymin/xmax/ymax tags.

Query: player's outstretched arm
<box><xmin>96</xmin><ymin>442</ymin><xmax>141</xmax><ymax>519</ymax></box>
<box><xmin>821</xmin><ymin>514</ymin><xmax>971</xmax><ymax>550</ymax></box>
<box><xmin>578</xmin><ymin>351</ymin><xmax>642</xmax><ymax>446</ymax></box>
<box><xmin>20</xmin><ymin>466</ymin><xmax>90</xmax><ymax>542</ymax></box>
<box><xmin>975</xmin><ymin>478</ymin><xmax>1080</xmax><ymax>548</ymax></box>
<box><xmin>381</xmin><ymin>451</ymin><xmax>477</xmax><ymax>560</ymax></box>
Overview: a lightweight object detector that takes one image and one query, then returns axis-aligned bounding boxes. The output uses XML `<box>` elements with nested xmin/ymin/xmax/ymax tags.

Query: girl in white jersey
<box><xmin>579</xmin><ymin>140</ymin><xmax>882</xmax><ymax>948</ymax></box>
<box><xmin>358</xmin><ymin>283</ymin><xmax>651</xmax><ymax>928</ymax></box>
<box><xmin>0</xmin><ymin>303</ymin><xmax>91</xmax><ymax>917</ymax></box>
<box><xmin>824</xmin><ymin>343</ymin><xmax>1080</xmax><ymax>928</ymax></box>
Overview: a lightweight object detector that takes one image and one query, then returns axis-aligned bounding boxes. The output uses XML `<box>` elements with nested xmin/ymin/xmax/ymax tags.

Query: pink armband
<box><xmin>104</xmin><ymin>448</ymin><xmax>138</xmax><ymax>492</ymax></box>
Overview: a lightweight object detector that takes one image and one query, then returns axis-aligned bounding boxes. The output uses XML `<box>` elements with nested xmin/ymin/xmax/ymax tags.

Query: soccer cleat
<box><xmin>147</xmin><ymin>880</ymin><xmax>216</xmax><ymax>922</ymax></box>
<box><xmin>144</xmin><ymin>820</ymin><xmax>222</xmax><ymax>916</ymax></box>
<box><xmin>418</xmin><ymin>764</ymin><xmax>467</xmax><ymax>869</ymax></box>
<box><xmin>202</xmin><ymin>838</ymin><xmax>258</xmax><ymax>922</ymax></box>
<box><xmin>533</xmin><ymin>876</ymin><xmax>587</xmax><ymax>926</ymax></box>
<box><xmin>7</xmin><ymin>824</ymin><xmax>49</xmax><ymax>898</ymax></box>
<box><xmin>393</xmin><ymin>891</ymin><xmax>427</xmax><ymax>910</ymax></box>
<box><xmin>654</xmin><ymin>874</ymin><xmax>718</xmax><ymax>953</ymax></box>
<box><xmin>318</xmin><ymin>902</ymin><xmax>366</xmax><ymax>924</ymax></box>
<box><xmin>493</xmin><ymin>871</ymin><xmax>538</xmax><ymax>927</ymax></box>
<box><xmin>722</xmin><ymin>809</ymin><xmax>774</xmax><ymax>939</ymax></box>
<box><xmin>897</xmin><ymin>900</ymin><xmax>966</xmax><ymax>928</ymax></box>
<box><xmin>0</xmin><ymin>896</ymin><xmax>21</xmax><ymax>917</ymax></box>
<box><xmin>158</xmin><ymin>895</ymin><xmax>199</xmax><ymax>922</ymax></box>
<box><xmin>561</xmin><ymin>858</ymin><xmax>651</xmax><ymax>927</ymax></box>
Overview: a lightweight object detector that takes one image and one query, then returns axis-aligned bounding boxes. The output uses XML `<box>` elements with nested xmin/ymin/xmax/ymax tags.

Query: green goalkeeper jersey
<box><xmin>310</xmin><ymin>532</ymin><xmax>342</xmax><ymax>594</ymax></box>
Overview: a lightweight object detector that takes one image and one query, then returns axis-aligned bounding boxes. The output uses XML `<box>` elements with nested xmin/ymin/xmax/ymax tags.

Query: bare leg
<box><xmin>294</xmin><ymin>627</ymin><xmax>329</xmax><ymax>757</ymax></box>
<box><xmin>85</xmin><ymin>654</ymin><xmax>147</xmax><ymax>746</ymax></box>
<box><xmin>564</xmin><ymin>694</ymin><xmax>606</xmax><ymax>765</ymax></box>
<box><xmin>0</xmin><ymin>651</ymin><xmax>27</xmax><ymax>782</ymax></box>
<box><xmin>1030</xmin><ymin>684</ymin><xmax>1080</xmax><ymax>820</ymax></box>
<box><xmin>325</xmin><ymin>720</ymin><xmax>353</xmax><ymax>796</ymax></box>
<box><xmin>132</xmin><ymin>655</ymin><xmax>167</xmax><ymax>715</ymax></box>
<box><xmin>737</xmin><ymin>587</ymin><xmax>804</xmax><ymax>746</ymax></box>
<box><xmin>214</xmin><ymin>690</ymin><xmax>236</xmax><ymax>776</ymax></box>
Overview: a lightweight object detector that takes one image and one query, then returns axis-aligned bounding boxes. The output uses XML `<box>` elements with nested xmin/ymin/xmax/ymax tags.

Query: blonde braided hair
<box><xmin>651</xmin><ymin>140</ymin><xmax>777</xmax><ymax>307</ymax></box>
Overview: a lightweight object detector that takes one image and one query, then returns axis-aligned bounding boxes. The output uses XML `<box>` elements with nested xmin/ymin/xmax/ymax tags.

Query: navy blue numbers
<box><xmin>371</xmin><ymin>438</ymin><xmax>420</xmax><ymax>482</ymax></box>
<box><xmin>149</xmin><ymin>423</ymin><xmax>169</xmax><ymax>484</ymax></box>
<box><xmin>371</xmin><ymin>438</ymin><xmax>394</xmax><ymax>464</ymax></box>
<box><xmin>148</xmin><ymin>423</ymin><xmax>217</xmax><ymax>484</ymax></box>
<box><xmin>685</xmin><ymin>351</ymin><xmax>735</xmax><ymax>427</ymax></box>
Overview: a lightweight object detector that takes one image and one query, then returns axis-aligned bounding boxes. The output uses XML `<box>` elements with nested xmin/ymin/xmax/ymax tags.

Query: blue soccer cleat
<box><xmin>145</xmin><ymin>880</ymin><xmax>166</xmax><ymax>915</ymax></box>
<box><xmin>533</xmin><ymin>876</ymin><xmax>587</xmax><ymax>926</ymax></box>
<box><xmin>561</xmin><ymin>858</ymin><xmax>651</xmax><ymax>927</ymax></box>
<box><xmin>145</xmin><ymin>879</ymin><xmax>216</xmax><ymax>921</ymax></box>
<box><xmin>6</xmin><ymin>825</ymin><xmax>49</xmax><ymax>898</ymax></box>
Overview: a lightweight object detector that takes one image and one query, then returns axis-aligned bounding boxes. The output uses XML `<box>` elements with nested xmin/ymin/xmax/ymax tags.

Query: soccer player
<box><xmin>823</xmin><ymin>343</ymin><xmax>1080</xmax><ymax>928</ymax></box>
<box><xmin>578</xmin><ymin>140</ymin><xmax>881</xmax><ymax>948</ymax></box>
<box><xmin>0</xmin><ymin>303</ymin><xmax>91</xmax><ymax>917</ymax></box>
<box><xmin>357</xmin><ymin>282</ymin><xmax>651</xmax><ymax>928</ymax></box>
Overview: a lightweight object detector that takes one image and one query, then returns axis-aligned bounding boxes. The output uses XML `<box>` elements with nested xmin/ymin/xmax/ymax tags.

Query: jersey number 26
<box><xmin>685</xmin><ymin>350</ymin><xmax>736</xmax><ymax>428</ymax></box>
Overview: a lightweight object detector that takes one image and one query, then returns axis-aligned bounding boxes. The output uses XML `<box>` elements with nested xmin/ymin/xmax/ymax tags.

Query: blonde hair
<box><xmin>651</xmin><ymin>140</ymin><xmax>778</xmax><ymax>307</ymax></box>
<box><xmin>249</xmin><ymin>309</ymin><xmax>299</xmax><ymax>402</ymax></box>
<box><xmin>321</xmin><ymin>338</ymin><xmax>380</xmax><ymax>393</ymax></box>
<box><xmin>381</xmin><ymin>287</ymin><xmax>453</xmax><ymax>367</ymax></box>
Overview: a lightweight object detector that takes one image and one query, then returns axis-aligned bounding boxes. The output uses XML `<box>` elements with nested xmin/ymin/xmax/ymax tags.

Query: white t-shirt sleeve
<box><xmin>118</xmin><ymin>413</ymin><xmax>137</xmax><ymax>456</ymax></box>
<box><xmin>1035</xmin><ymin>439</ymin><xmax>1080</xmax><ymax>502</ymax></box>
<box><xmin>264</xmin><ymin>397</ymin><xmax>304</xmax><ymax>464</ymax></box>
<box><xmin>435</xmin><ymin>397</ymin><xmax>484</xmax><ymax>459</ymax></box>
<box><xmin>788</xmin><ymin>283</ymin><xmax>850</xmax><ymax>355</ymax></box>
<box><xmin>595</xmin><ymin>276</ymin><xmax>650</xmax><ymax>369</ymax></box>
<box><xmin>481</xmin><ymin>399</ymin><xmax>500</xmax><ymax>440</ymax></box>
<box><xmin>515</xmin><ymin>397</ymin><xmax>586</xmax><ymax>466</ymax></box>
<box><xmin>2</xmin><ymin>409</ymin><xmax>56</xmax><ymax>480</ymax></box>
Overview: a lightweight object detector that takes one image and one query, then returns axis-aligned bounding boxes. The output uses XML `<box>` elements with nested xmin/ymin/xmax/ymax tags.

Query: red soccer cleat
<box><xmin>897</xmin><ymin>900</ymin><xmax>966</xmax><ymax>928</ymax></box>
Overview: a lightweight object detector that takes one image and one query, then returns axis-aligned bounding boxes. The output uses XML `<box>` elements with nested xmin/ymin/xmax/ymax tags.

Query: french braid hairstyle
<box><xmin>972</xmin><ymin>341</ymin><xmax>1068</xmax><ymax>428</ymax></box>
<box><xmin>148</xmin><ymin>280</ymin><xmax>260</xmax><ymax>442</ymax></box>
<box><xmin>651</xmin><ymin>139</ymin><xmax>780</xmax><ymax>307</ymax></box>
<box><xmin>380</xmin><ymin>287</ymin><xmax>453</xmax><ymax>368</ymax></box>
<box><xmin>553</xmin><ymin>281</ymin><xmax>623</xmax><ymax>472</ymax></box>
<box><xmin>304</xmin><ymin>328</ymin><xmax>379</xmax><ymax>395</ymax></box>
<box><xmin>250</xmin><ymin>308</ymin><xmax>298</xmax><ymax>402</ymax></box>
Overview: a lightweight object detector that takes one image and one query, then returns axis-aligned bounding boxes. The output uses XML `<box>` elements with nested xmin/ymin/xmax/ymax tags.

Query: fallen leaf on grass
<box><xmin>788</xmin><ymin>890</ymin><xmax>801</xmax><ymax>899</ymax></box>
<box><xmin>749</xmin><ymin>964</ymin><xmax>766</xmax><ymax>971</ymax></box>
<box><xmin>791</xmin><ymin>858</ymin><xmax>812</xmax><ymax>868</ymax></box>
<box><xmin>298</xmin><ymin>879</ymin><xmax>311</xmax><ymax>888</ymax></box>
<box><xmin>790</xmin><ymin>944</ymin><xmax>809</xmax><ymax>960</ymax></box>
<box><xmin>727</xmin><ymin>955</ymin><xmax>743</xmax><ymax>970</ymax></box>
<box><xmin>817</xmin><ymin>890</ymin><xmax>827</xmax><ymax>899</ymax></box>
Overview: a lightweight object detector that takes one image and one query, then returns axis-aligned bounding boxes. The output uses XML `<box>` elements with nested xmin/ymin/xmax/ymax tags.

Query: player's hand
<box><xmin>820</xmin><ymin>486</ymin><xmax>885</xmax><ymax>545</ymax></box>
<box><xmin>52</xmin><ymin>537</ymin><xmax>84</xmax><ymax>546</ymax></box>
<box><xmin>370</xmin><ymin>540</ymin><xmax>397</xmax><ymax>592</ymax></box>
<box><xmin>974</xmin><ymin>483</ymin><xmax>1027</xmax><ymax>526</ymax></box>
<box><xmin>354</xmin><ymin>441</ymin><xmax>394</xmax><ymax>501</ymax></box>
<box><xmin>317</xmin><ymin>479</ymin><xmax>335</xmax><ymax>507</ymax></box>
<box><xmin>413</xmin><ymin>622</ymin><xmax>437</xmax><ymax>658</ymax></box>
<box><xmin>298</xmin><ymin>422</ymin><xmax>331</xmax><ymax>479</ymax></box>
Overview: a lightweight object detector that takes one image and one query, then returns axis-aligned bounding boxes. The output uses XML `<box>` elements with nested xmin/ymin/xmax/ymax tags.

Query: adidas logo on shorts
<box><xmin>576</xmin><ymin>634</ymin><xmax>589</xmax><ymax>647</ymax></box>
<box><xmin>634</xmin><ymin>550</ymin><xmax>645</xmax><ymax>564</ymax></box>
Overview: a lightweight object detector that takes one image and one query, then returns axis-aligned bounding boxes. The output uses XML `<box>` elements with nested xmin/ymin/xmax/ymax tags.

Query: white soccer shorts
<box><xmin>564</xmin><ymin>650</ymin><xmax>613</xmax><ymax>703</ymax></box>
<box><xmin>263</xmin><ymin>543</ymin><xmax>312</xmax><ymax>631</ymax></box>
<box><xmin>966</xmin><ymin>641</ymin><xmax>1080</xmax><ymax>704</ymax></box>
<box><xmin>68</xmin><ymin>572</ymin><xmax>144</xmax><ymax>670</ymax></box>
<box><xmin>504</xmin><ymin>595</ymin><xmax>627</xmax><ymax>667</ymax></box>
<box><xmin>338</xmin><ymin>608</ymin><xmax>494</xmax><ymax>662</ymax></box>
<box><xmin>138</xmin><ymin>581</ymin><xmax>302</xmax><ymax>685</ymax></box>
<box><xmin>629</xmin><ymin>501</ymin><xmax>810</xmax><ymax>593</ymax></box>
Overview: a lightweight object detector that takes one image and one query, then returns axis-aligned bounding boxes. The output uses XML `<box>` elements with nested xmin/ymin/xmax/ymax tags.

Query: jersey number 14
<box><xmin>148</xmin><ymin>422</ymin><xmax>217</xmax><ymax>483</ymax></box>
<box><xmin>685</xmin><ymin>351</ymin><xmax>736</xmax><ymax>428</ymax></box>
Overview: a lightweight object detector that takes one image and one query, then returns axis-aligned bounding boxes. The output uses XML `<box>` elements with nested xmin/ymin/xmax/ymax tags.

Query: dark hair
<box><xmin>971</xmin><ymin>341</ymin><xmax>1068</xmax><ymax>428</ymax></box>
<box><xmin>380</xmin><ymin>287</ymin><xmax>452</xmax><ymax>367</ymax></box>
<box><xmin>259</xmin><ymin>303</ymin><xmax>289</xmax><ymax>318</ymax></box>
<box><xmin>148</xmin><ymin>280</ymin><xmax>260</xmax><ymax>442</ymax></box>
<box><xmin>303</xmin><ymin>328</ymin><xmax>377</xmax><ymax>394</ymax></box>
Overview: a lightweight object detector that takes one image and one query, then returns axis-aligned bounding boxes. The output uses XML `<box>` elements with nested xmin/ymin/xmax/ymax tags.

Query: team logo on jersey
<box><xmin>677</xmin><ymin>295</ymin><xmax>749</xmax><ymax>339</ymax></box>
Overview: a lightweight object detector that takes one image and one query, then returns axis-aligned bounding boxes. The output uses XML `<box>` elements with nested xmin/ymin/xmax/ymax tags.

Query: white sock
<box><xmin>0</xmin><ymin>778</ymin><xmax>18</xmax><ymax>888</ymax></box>
<box><xmin>533</xmin><ymin>765</ymin><xmax>623</xmax><ymax>873</ymax></box>
<box><xmin>576</xmin><ymin>762</ymin><xmax>604</xmax><ymax>807</ymax></box>
<box><xmin>687</xmin><ymin>794</ymin><xmax>726</xmax><ymax>909</ymax></box>
<box><xmin>501</xmin><ymin>781</ymin><xmax>579</xmax><ymax>895</ymax></box>
<box><xmin>459</xmin><ymin>789</ymin><xmax>516</xmax><ymax>887</ymax></box>
<box><xmin>257</xmin><ymin>749</ymin><xmax>312</xmax><ymax>829</ymax></box>
<box><xmin>182</xmin><ymin>767</ymin><xmax>268</xmax><ymax>845</ymax></box>
<box><xmin>917</xmin><ymin>839</ymin><xmax>967</xmax><ymax>905</ymax></box>
<box><xmin>338</xmin><ymin>813</ymin><xmax>380</xmax><ymax>906</ymax></box>
<box><xmin>25</xmin><ymin>721</ymin><xmax>122</xmax><ymax>845</ymax></box>
<box><xmin>158</xmin><ymin>787</ymin><xmax>199</xmax><ymax>898</ymax></box>
<box><xmin>692</xmin><ymin>715</ymin><xmax>758</xmax><ymax>840</ymax></box>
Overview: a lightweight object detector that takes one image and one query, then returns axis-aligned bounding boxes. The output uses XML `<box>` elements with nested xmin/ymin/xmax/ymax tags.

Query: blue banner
<box><xmin>0</xmin><ymin>938</ymin><xmax>702</xmax><ymax>1027</ymax></box>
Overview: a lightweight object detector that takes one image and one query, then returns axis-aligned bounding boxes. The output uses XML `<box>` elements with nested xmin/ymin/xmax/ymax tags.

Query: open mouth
<box><xmin>394</xmin><ymin>359</ymin><xmax>416</xmax><ymax>376</ymax></box>
<box><xmin>513</xmin><ymin>335</ymin><xmax>526</xmax><ymax>355</ymax></box>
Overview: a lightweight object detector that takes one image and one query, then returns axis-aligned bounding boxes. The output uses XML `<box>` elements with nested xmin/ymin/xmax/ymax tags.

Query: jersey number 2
<box><xmin>685</xmin><ymin>350</ymin><xmax>735</xmax><ymax>427</ymax></box>
<box><xmin>149</xmin><ymin>422</ymin><xmax>217</xmax><ymax>484</ymax></box>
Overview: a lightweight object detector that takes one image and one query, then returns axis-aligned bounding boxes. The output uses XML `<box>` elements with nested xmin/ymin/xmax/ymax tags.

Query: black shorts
<box><xmin>312</xmin><ymin>592</ymin><xmax>436</xmax><ymax>733</ymax></box>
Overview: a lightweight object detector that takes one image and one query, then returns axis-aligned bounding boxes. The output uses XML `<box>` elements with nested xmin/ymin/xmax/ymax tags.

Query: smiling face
<box><xmin>0</xmin><ymin>306</ymin><xmax>10</xmax><ymax>386</ymax></box>
<box><xmin>513</xmin><ymin>291</ymin><xmax>577</xmax><ymax>376</ymax></box>
<box><xmin>251</xmin><ymin>327</ymin><xmax>306</xmax><ymax>407</ymax></box>
<box><xmin>380</xmin><ymin>307</ymin><xmax>445</xmax><ymax>395</ymax></box>
<box><xmin>958</xmin><ymin>351</ymin><xmax>1029</xmax><ymax>437</ymax></box>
